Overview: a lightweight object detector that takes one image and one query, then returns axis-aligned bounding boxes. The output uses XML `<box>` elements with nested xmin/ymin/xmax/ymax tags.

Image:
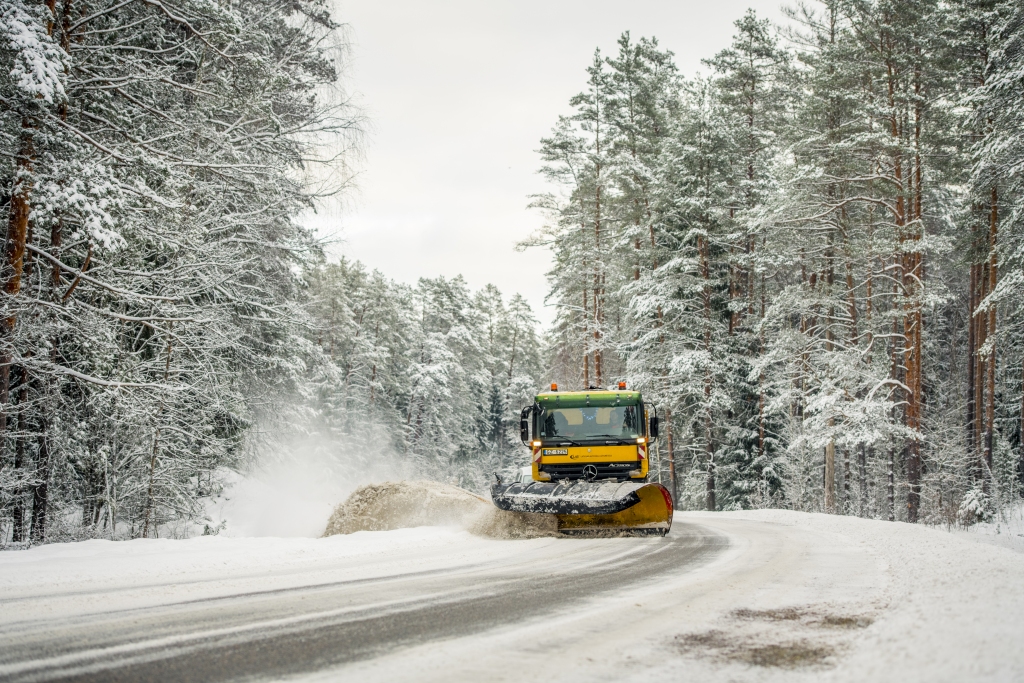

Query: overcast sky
<box><xmin>308</xmin><ymin>0</ymin><xmax>788</xmax><ymax>325</ymax></box>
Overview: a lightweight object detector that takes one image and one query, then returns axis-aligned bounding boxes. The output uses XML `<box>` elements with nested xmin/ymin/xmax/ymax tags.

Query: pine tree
<box><xmin>1</xmin><ymin>0</ymin><xmax>360</xmax><ymax>542</ymax></box>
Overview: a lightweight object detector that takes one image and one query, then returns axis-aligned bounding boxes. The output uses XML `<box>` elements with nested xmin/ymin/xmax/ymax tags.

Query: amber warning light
<box><xmin>618</xmin><ymin>381</ymin><xmax>626</xmax><ymax>389</ymax></box>
<box><xmin>550</xmin><ymin>383</ymin><xmax>558</xmax><ymax>391</ymax></box>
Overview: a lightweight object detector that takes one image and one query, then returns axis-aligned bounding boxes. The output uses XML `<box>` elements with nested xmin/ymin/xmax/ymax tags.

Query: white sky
<box><xmin>308</xmin><ymin>0</ymin><xmax>788</xmax><ymax>325</ymax></box>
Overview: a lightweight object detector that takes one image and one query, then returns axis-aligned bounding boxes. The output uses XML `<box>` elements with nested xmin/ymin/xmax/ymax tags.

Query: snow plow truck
<box><xmin>490</xmin><ymin>383</ymin><xmax>673</xmax><ymax>535</ymax></box>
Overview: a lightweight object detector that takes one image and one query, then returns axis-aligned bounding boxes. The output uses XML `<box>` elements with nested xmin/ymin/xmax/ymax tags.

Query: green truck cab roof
<box><xmin>535</xmin><ymin>390</ymin><xmax>641</xmax><ymax>408</ymax></box>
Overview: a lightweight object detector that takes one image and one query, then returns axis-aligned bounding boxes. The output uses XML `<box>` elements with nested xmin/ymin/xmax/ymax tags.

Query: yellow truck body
<box><xmin>490</xmin><ymin>385</ymin><xmax>673</xmax><ymax>535</ymax></box>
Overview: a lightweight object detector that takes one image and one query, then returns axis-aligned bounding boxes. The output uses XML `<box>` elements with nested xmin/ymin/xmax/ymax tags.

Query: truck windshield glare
<box><xmin>539</xmin><ymin>405</ymin><xmax>641</xmax><ymax>441</ymax></box>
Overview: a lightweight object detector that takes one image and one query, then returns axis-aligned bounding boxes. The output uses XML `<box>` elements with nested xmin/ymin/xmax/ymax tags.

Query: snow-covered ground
<box><xmin>1</xmin><ymin>510</ymin><xmax>1022</xmax><ymax>682</ymax></box>
<box><xmin>674</xmin><ymin>511</ymin><xmax>1024</xmax><ymax>683</ymax></box>
<box><xmin>949</xmin><ymin>502</ymin><xmax>1024</xmax><ymax>553</ymax></box>
<box><xmin>320</xmin><ymin>511</ymin><xmax>1024</xmax><ymax>683</ymax></box>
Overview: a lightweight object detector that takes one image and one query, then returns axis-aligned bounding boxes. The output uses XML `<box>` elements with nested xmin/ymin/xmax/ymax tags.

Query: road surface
<box><xmin>2</xmin><ymin>511</ymin><xmax>1022</xmax><ymax>683</ymax></box>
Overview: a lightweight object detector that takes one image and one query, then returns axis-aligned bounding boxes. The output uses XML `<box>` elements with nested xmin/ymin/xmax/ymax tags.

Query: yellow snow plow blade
<box><xmin>556</xmin><ymin>483</ymin><xmax>673</xmax><ymax>535</ymax></box>
<box><xmin>491</xmin><ymin>479</ymin><xmax>673</xmax><ymax>536</ymax></box>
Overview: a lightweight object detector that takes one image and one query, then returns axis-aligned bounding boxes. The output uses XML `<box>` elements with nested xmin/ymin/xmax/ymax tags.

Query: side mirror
<box><xmin>650</xmin><ymin>416</ymin><xmax>659</xmax><ymax>439</ymax></box>
<box><xmin>520</xmin><ymin>406</ymin><xmax>531</xmax><ymax>445</ymax></box>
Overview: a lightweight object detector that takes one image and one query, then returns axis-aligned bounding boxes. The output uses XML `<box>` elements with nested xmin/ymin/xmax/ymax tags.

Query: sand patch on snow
<box><xmin>673</xmin><ymin>604</ymin><xmax>876</xmax><ymax>671</ymax></box>
<box><xmin>322</xmin><ymin>480</ymin><xmax>557</xmax><ymax>539</ymax></box>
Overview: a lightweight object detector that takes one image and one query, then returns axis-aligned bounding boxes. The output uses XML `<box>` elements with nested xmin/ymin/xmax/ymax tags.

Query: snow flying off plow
<box><xmin>490</xmin><ymin>383</ymin><xmax>673</xmax><ymax>535</ymax></box>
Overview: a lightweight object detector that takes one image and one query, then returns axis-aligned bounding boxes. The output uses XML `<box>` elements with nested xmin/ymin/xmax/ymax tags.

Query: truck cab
<box><xmin>520</xmin><ymin>385</ymin><xmax>658</xmax><ymax>483</ymax></box>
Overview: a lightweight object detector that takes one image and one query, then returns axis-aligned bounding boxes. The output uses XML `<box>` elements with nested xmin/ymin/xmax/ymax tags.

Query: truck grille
<box><xmin>539</xmin><ymin>462</ymin><xmax>640</xmax><ymax>481</ymax></box>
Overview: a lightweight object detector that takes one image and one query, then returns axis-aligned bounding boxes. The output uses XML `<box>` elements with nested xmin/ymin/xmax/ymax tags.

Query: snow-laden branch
<box><xmin>26</xmin><ymin>245</ymin><xmax>177</xmax><ymax>302</ymax></box>
<box><xmin>33</xmin><ymin>360</ymin><xmax>181</xmax><ymax>390</ymax></box>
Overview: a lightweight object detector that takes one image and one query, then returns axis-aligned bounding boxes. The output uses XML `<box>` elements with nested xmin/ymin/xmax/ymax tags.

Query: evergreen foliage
<box><xmin>6</xmin><ymin>0</ymin><xmax>1024</xmax><ymax>542</ymax></box>
<box><xmin>0</xmin><ymin>1</ymin><xmax>543</xmax><ymax>543</ymax></box>
<box><xmin>531</xmin><ymin>1</ymin><xmax>1024</xmax><ymax>521</ymax></box>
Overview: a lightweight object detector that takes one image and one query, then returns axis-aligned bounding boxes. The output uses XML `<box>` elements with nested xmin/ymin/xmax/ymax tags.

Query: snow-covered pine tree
<box><xmin>968</xmin><ymin>1</ymin><xmax>1024</xmax><ymax>510</ymax></box>
<box><xmin>762</xmin><ymin>1</ymin><xmax>904</xmax><ymax>517</ymax></box>
<box><xmin>1</xmin><ymin>0</ymin><xmax>359</xmax><ymax>542</ymax></box>
<box><xmin>701</xmin><ymin>10</ymin><xmax>791</xmax><ymax>509</ymax></box>
<box><xmin>529</xmin><ymin>51</ymin><xmax>623</xmax><ymax>391</ymax></box>
<box><xmin>642</xmin><ymin>77</ymin><xmax>744</xmax><ymax>509</ymax></box>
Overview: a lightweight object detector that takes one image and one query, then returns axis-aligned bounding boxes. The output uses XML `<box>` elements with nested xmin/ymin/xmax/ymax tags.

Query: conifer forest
<box><xmin>2</xmin><ymin>0</ymin><xmax>1024</xmax><ymax>545</ymax></box>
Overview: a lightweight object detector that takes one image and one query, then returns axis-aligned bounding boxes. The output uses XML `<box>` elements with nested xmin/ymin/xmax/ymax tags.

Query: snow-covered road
<box><xmin>1</xmin><ymin>511</ymin><xmax>1022</xmax><ymax>682</ymax></box>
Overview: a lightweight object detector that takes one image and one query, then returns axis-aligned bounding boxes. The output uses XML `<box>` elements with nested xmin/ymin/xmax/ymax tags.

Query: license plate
<box><xmin>542</xmin><ymin>449</ymin><xmax>568</xmax><ymax>455</ymax></box>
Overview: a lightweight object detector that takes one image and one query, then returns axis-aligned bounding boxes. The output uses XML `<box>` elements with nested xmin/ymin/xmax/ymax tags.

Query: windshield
<box><xmin>539</xmin><ymin>405</ymin><xmax>642</xmax><ymax>441</ymax></box>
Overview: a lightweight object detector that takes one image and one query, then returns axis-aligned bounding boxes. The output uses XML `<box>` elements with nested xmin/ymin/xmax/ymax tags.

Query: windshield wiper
<box><xmin>548</xmin><ymin>438</ymin><xmax>635</xmax><ymax>446</ymax></box>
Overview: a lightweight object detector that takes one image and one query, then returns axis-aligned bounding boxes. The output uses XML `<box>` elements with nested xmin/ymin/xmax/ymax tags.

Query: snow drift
<box><xmin>323</xmin><ymin>480</ymin><xmax>557</xmax><ymax>539</ymax></box>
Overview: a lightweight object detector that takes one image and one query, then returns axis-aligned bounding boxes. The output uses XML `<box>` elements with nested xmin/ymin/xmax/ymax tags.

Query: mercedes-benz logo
<box><xmin>582</xmin><ymin>464</ymin><xmax>598</xmax><ymax>481</ymax></box>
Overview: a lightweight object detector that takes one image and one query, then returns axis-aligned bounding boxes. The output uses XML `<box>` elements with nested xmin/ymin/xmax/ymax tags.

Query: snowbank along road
<box><xmin>1</xmin><ymin>510</ymin><xmax>1023</xmax><ymax>682</ymax></box>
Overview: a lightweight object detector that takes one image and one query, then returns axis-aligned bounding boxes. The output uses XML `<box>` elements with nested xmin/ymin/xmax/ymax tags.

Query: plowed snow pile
<box><xmin>323</xmin><ymin>480</ymin><xmax>557</xmax><ymax>539</ymax></box>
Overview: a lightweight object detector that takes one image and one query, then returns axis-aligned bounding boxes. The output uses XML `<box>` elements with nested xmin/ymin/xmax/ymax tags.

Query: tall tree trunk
<box><xmin>11</xmin><ymin>366</ymin><xmax>28</xmax><ymax>542</ymax></box>
<box><xmin>666</xmin><ymin>406</ymin><xmax>676</xmax><ymax>505</ymax></box>
<box><xmin>758</xmin><ymin>272</ymin><xmax>766</xmax><ymax>463</ymax></box>
<box><xmin>1</xmin><ymin>118</ymin><xmax>35</xmax><ymax>443</ymax></box>
<box><xmin>844</xmin><ymin>220</ymin><xmax>859</xmax><ymax>345</ymax></box>
<box><xmin>506</xmin><ymin>323</ymin><xmax>519</xmax><ymax>382</ymax></box>
<box><xmin>593</xmin><ymin>108</ymin><xmax>603</xmax><ymax>389</ymax></box>
<box><xmin>797</xmin><ymin>250</ymin><xmax>808</xmax><ymax>421</ymax></box>
<box><xmin>984</xmin><ymin>186</ymin><xmax>997</xmax><ymax>474</ymax></box>
<box><xmin>904</xmin><ymin>60</ymin><xmax>925</xmax><ymax>524</ymax></box>
<box><xmin>976</xmin><ymin>260</ymin><xmax>988</xmax><ymax>483</ymax></box>
<box><xmin>866</xmin><ymin>215</ymin><xmax>875</xmax><ymax>356</ymax></box>
<box><xmin>843</xmin><ymin>447</ymin><xmax>851</xmax><ymax>513</ymax></box>
<box><xmin>825</xmin><ymin>434</ymin><xmax>836</xmax><ymax>513</ymax></box>
<box><xmin>825</xmin><ymin>224</ymin><xmax>836</xmax><ymax>514</ymax></box>
<box><xmin>30</xmin><ymin>424</ymin><xmax>49</xmax><ymax>543</ymax></box>
<box><xmin>582</xmin><ymin>288</ymin><xmax>590</xmax><ymax>387</ymax></box>
<box><xmin>1019</xmin><ymin>359</ymin><xmax>1023</xmax><ymax>484</ymax></box>
<box><xmin>728</xmin><ymin>247</ymin><xmax>737</xmax><ymax>335</ymax></box>
<box><xmin>699</xmin><ymin>235</ymin><xmax>716</xmax><ymax>511</ymax></box>
<box><xmin>967</xmin><ymin>262</ymin><xmax>978</xmax><ymax>465</ymax></box>
<box><xmin>887</xmin><ymin>445</ymin><xmax>895</xmax><ymax>522</ymax></box>
<box><xmin>25</xmin><ymin>0</ymin><xmax>72</xmax><ymax>541</ymax></box>
<box><xmin>858</xmin><ymin>444</ymin><xmax>868</xmax><ymax>517</ymax></box>
<box><xmin>890</xmin><ymin>272</ymin><xmax>902</xmax><ymax>522</ymax></box>
<box><xmin>142</xmin><ymin>330</ymin><xmax>174</xmax><ymax>538</ymax></box>
<box><xmin>705</xmin><ymin>436</ymin><xmax>716</xmax><ymax>512</ymax></box>
<box><xmin>369</xmin><ymin>320</ymin><xmax>380</xmax><ymax>405</ymax></box>
<box><xmin>729</xmin><ymin>206</ymin><xmax>737</xmax><ymax>335</ymax></box>
<box><xmin>32</xmin><ymin>335</ymin><xmax>58</xmax><ymax>543</ymax></box>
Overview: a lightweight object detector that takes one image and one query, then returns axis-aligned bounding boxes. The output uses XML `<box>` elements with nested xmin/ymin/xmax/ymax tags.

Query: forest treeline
<box><xmin>530</xmin><ymin>0</ymin><xmax>1024</xmax><ymax>522</ymax></box>
<box><xmin>301</xmin><ymin>262</ymin><xmax>543</xmax><ymax>498</ymax></box>
<box><xmin>4</xmin><ymin>0</ymin><xmax>1023</xmax><ymax>545</ymax></box>
<box><xmin>0</xmin><ymin>0</ymin><xmax>543</xmax><ymax>545</ymax></box>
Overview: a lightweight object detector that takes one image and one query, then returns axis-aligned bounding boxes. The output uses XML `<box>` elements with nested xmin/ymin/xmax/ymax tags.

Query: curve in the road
<box><xmin>3</xmin><ymin>525</ymin><xmax>727</xmax><ymax>683</ymax></box>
